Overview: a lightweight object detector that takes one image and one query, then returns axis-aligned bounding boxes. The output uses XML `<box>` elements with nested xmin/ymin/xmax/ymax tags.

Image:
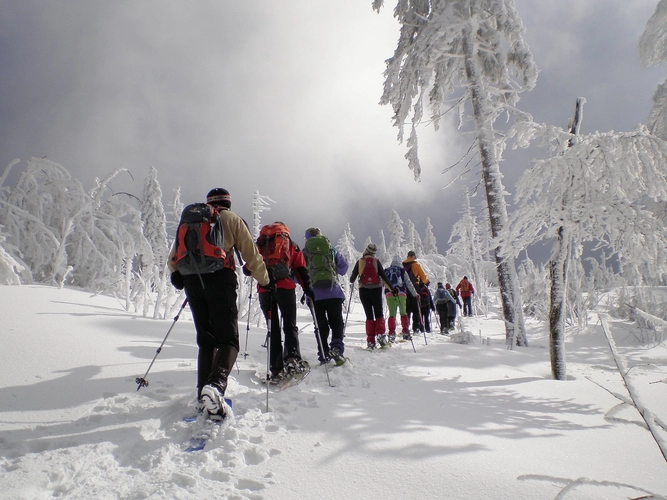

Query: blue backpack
<box><xmin>384</xmin><ymin>265</ymin><xmax>404</xmax><ymax>289</ymax></box>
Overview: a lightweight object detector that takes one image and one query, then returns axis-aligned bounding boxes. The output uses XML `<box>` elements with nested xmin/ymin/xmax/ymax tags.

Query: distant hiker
<box><xmin>445</xmin><ymin>283</ymin><xmax>461</xmax><ymax>330</ymax></box>
<box><xmin>402</xmin><ymin>250</ymin><xmax>429</xmax><ymax>334</ymax></box>
<box><xmin>168</xmin><ymin>188</ymin><xmax>270</xmax><ymax>419</ymax></box>
<box><xmin>350</xmin><ymin>243</ymin><xmax>397</xmax><ymax>349</ymax></box>
<box><xmin>456</xmin><ymin>276</ymin><xmax>475</xmax><ymax>317</ymax></box>
<box><xmin>417</xmin><ymin>282</ymin><xmax>435</xmax><ymax>333</ymax></box>
<box><xmin>254</xmin><ymin>222</ymin><xmax>314</xmax><ymax>384</ymax></box>
<box><xmin>433</xmin><ymin>282</ymin><xmax>456</xmax><ymax>334</ymax></box>
<box><xmin>303</xmin><ymin>227</ymin><xmax>349</xmax><ymax>365</ymax></box>
<box><xmin>383</xmin><ymin>256</ymin><xmax>417</xmax><ymax>342</ymax></box>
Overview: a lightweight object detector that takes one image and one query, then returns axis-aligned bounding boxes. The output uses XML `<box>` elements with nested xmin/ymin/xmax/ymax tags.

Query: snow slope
<box><xmin>1</xmin><ymin>284</ymin><xmax>666</xmax><ymax>499</ymax></box>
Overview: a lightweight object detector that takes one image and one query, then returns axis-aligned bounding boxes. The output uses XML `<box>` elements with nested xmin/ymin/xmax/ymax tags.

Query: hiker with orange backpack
<box><xmin>349</xmin><ymin>243</ymin><xmax>398</xmax><ymax>349</ymax></box>
<box><xmin>456</xmin><ymin>276</ymin><xmax>475</xmax><ymax>317</ymax></box>
<box><xmin>253</xmin><ymin>222</ymin><xmax>315</xmax><ymax>384</ymax></box>
<box><xmin>402</xmin><ymin>250</ymin><xmax>430</xmax><ymax>333</ymax></box>
<box><xmin>168</xmin><ymin>188</ymin><xmax>269</xmax><ymax>419</ymax></box>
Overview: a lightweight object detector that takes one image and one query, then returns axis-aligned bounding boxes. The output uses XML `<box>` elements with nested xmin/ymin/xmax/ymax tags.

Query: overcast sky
<box><xmin>1</xmin><ymin>0</ymin><xmax>664</xmax><ymax>254</ymax></box>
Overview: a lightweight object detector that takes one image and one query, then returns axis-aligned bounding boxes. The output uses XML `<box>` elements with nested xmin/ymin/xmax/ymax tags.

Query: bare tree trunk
<box><xmin>549</xmin><ymin>226</ymin><xmax>569</xmax><ymax>380</ymax></box>
<box><xmin>549</xmin><ymin>98</ymin><xmax>584</xmax><ymax>380</ymax></box>
<box><xmin>462</xmin><ymin>28</ymin><xmax>527</xmax><ymax>347</ymax></box>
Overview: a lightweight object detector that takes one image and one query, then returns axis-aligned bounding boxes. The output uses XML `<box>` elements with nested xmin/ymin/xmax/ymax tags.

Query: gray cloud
<box><xmin>1</xmin><ymin>0</ymin><xmax>664</xmax><ymax>255</ymax></box>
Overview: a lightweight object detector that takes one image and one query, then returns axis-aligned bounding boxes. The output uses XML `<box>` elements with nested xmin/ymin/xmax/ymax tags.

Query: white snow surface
<box><xmin>1</xmin><ymin>284</ymin><xmax>666</xmax><ymax>500</ymax></box>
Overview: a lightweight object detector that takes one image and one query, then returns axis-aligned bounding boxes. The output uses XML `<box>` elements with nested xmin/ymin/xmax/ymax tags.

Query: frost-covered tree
<box><xmin>168</xmin><ymin>187</ymin><xmax>184</xmax><ymax>235</ymax></box>
<box><xmin>336</xmin><ymin>223</ymin><xmax>358</xmax><ymax>282</ymax></box>
<box><xmin>446</xmin><ymin>190</ymin><xmax>494</xmax><ymax>317</ymax></box>
<box><xmin>377</xmin><ymin>230</ymin><xmax>389</xmax><ymax>265</ymax></box>
<box><xmin>252</xmin><ymin>191</ymin><xmax>275</xmax><ymax>240</ymax></box>
<box><xmin>0</xmin><ymin>226</ymin><xmax>24</xmax><ymax>285</ymax></box>
<box><xmin>422</xmin><ymin>217</ymin><xmax>438</xmax><ymax>255</ymax></box>
<box><xmin>405</xmin><ymin>219</ymin><xmax>417</xmax><ymax>254</ymax></box>
<box><xmin>386</xmin><ymin>210</ymin><xmax>405</xmax><ymax>259</ymax></box>
<box><xmin>503</xmin><ymin>128</ymin><xmax>667</xmax><ymax>379</ymax></box>
<box><xmin>640</xmin><ymin>0</ymin><xmax>667</xmax><ymax>140</ymax></box>
<box><xmin>140</xmin><ymin>166</ymin><xmax>169</xmax><ymax>274</ymax></box>
<box><xmin>373</xmin><ymin>0</ymin><xmax>535</xmax><ymax>345</ymax></box>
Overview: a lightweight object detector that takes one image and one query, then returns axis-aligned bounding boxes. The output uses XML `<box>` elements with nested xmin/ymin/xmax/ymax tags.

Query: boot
<box><xmin>375</xmin><ymin>317</ymin><xmax>386</xmax><ymax>335</ymax></box>
<box><xmin>387</xmin><ymin>316</ymin><xmax>397</xmax><ymax>335</ymax></box>
<box><xmin>365</xmin><ymin>319</ymin><xmax>376</xmax><ymax>345</ymax></box>
<box><xmin>400</xmin><ymin>315</ymin><xmax>409</xmax><ymax>334</ymax></box>
<box><xmin>197</xmin><ymin>345</ymin><xmax>215</xmax><ymax>399</ymax></box>
<box><xmin>201</xmin><ymin>345</ymin><xmax>237</xmax><ymax>418</ymax></box>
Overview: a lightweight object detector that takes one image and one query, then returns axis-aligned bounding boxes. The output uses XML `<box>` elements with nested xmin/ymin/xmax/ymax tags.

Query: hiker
<box><xmin>417</xmin><ymin>282</ymin><xmax>435</xmax><ymax>333</ymax></box>
<box><xmin>302</xmin><ymin>227</ymin><xmax>349</xmax><ymax>365</ymax></box>
<box><xmin>254</xmin><ymin>222</ymin><xmax>315</xmax><ymax>384</ymax></box>
<box><xmin>445</xmin><ymin>283</ymin><xmax>461</xmax><ymax>330</ymax></box>
<box><xmin>383</xmin><ymin>256</ymin><xmax>418</xmax><ymax>342</ymax></box>
<box><xmin>349</xmin><ymin>243</ymin><xmax>397</xmax><ymax>349</ymax></box>
<box><xmin>433</xmin><ymin>282</ymin><xmax>456</xmax><ymax>334</ymax></box>
<box><xmin>168</xmin><ymin>188</ymin><xmax>270</xmax><ymax>419</ymax></box>
<box><xmin>456</xmin><ymin>276</ymin><xmax>475</xmax><ymax>317</ymax></box>
<box><xmin>402</xmin><ymin>251</ymin><xmax>429</xmax><ymax>333</ymax></box>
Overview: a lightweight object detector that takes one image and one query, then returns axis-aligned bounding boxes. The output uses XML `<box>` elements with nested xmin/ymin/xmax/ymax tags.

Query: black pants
<box><xmin>259</xmin><ymin>288</ymin><xmax>301</xmax><ymax>374</ymax></box>
<box><xmin>406</xmin><ymin>293</ymin><xmax>419</xmax><ymax>329</ymax></box>
<box><xmin>436</xmin><ymin>303</ymin><xmax>448</xmax><ymax>330</ymax></box>
<box><xmin>358</xmin><ymin>287</ymin><xmax>384</xmax><ymax>320</ymax></box>
<box><xmin>183</xmin><ymin>270</ymin><xmax>239</xmax><ymax>397</ymax></box>
<box><xmin>313</xmin><ymin>298</ymin><xmax>345</xmax><ymax>361</ymax></box>
<box><xmin>419</xmin><ymin>305</ymin><xmax>431</xmax><ymax>332</ymax></box>
<box><xmin>462</xmin><ymin>296</ymin><xmax>473</xmax><ymax>316</ymax></box>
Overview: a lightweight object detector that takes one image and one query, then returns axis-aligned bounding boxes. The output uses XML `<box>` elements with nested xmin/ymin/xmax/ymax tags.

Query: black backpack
<box><xmin>171</xmin><ymin>203</ymin><xmax>227</xmax><ymax>283</ymax></box>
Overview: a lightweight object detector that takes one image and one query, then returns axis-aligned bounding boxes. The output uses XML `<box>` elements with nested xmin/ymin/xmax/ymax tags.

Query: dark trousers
<box><xmin>462</xmin><ymin>296</ymin><xmax>473</xmax><ymax>316</ymax></box>
<box><xmin>406</xmin><ymin>293</ymin><xmax>419</xmax><ymax>329</ymax></box>
<box><xmin>358</xmin><ymin>287</ymin><xmax>384</xmax><ymax>320</ymax></box>
<box><xmin>419</xmin><ymin>305</ymin><xmax>431</xmax><ymax>332</ymax></box>
<box><xmin>259</xmin><ymin>288</ymin><xmax>301</xmax><ymax>374</ymax></box>
<box><xmin>436</xmin><ymin>303</ymin><xmax>448</xmax><ymax>330</ymax></box>
<box><xmin>183</xmin><ymin>270</ymin><xmax>239</xmax><ymax>397</ymax></box>
<box><xmin>313</xmin><ymin>298</ymin><xmax>345</xmax><ymax>361</ymax></box>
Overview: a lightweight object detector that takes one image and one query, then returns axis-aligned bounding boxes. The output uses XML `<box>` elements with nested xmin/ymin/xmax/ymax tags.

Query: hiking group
<box><xmin>168</xmin><ymin>187</ymin><xmax>474</xmax><ymax>420</ymax></box>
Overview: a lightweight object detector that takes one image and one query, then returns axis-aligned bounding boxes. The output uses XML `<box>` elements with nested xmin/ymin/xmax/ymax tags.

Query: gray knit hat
<box><xmin>364</xmin><ymin>243</ymin><xmax>377</xmax><ymax>256</ymax></box>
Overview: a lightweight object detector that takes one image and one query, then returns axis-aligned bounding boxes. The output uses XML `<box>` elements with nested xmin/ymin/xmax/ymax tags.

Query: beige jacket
<box><xmin>168</xmin><ymin>208</ymin><xmax>269</xmax><ymax>287</ymax></box>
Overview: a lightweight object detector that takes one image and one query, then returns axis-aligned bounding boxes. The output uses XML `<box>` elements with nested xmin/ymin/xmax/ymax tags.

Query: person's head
<box><xmin>363</xmin><ymin>243</ymin><xmax>377</xmax><ymax>257</ymax></box>
<box><xmin>304</xmin><ymin>227</ymin><xmax>322</xmax><ymax>239</ymax></box>
<box><xmin>407</xmin><ymin>250</ymin><xmax>416</xmax><ymax>258</ymax></box>
<box><xmin>206</xmin><ymin>188</ymin><xmax>231</xmax><ymax>209</ymax></box>
<box><xmin>391</xmin><ymin>255</ymin><xmax>401</xmax><ymax>267</ymax></box>
<box><xmin>445</xmin><ymin>283</ymin><xmax>451</xmax><ymax>289</ymax></box>
<box><xmin>437</xmin><ymin>282</ymin><xmax>443</xmax><ymax>287</ymax></box>
<box><xmin>463</xmin><ymin>275</ymin><xmax>468</xmax><ymax>280</ymax></box>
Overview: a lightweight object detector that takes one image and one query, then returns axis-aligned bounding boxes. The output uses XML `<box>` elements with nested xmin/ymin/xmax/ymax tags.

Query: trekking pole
<box><xmin>265</xmin><ymin>303</ymin><xmax>272</xmax><ymax>412</ymax></box>
<box><xmin>344</xmin><ymin>283</ymin><xmax>354</xmax><ymax>332</ymax></box>
<box><xmin>308</xmin><ymin>300</ymin><xmax>333</xmax><ymax>388</ymax></box>
<box><xmin>243</xmin><ymin>279</ymin><xmax>254</xmax><ymax>359</ymax></box>
<box><xmin>417</xmin><ymin>306</ymin><xmax>427</xmax><ymax>345</ymax></box>
<box><xmin>135</xmin><ymin>299</ymin><xmax>188</xmax><ymax>391</ymax></box>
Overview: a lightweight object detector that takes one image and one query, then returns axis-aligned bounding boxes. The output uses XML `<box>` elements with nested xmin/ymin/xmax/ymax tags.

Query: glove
<box><xmin>392</xmin><ymin>287</ymin><xmax>399</xmax><ymax>297</ymax></box>
<box><xmin>170</xmin><ymin>270</ymin><xmax>184</xmax><ymax>290</ymax></box>
<box><xmin>242</xmin><ymin>264</ymin><xmax>252</xmax><ymax>277</ymax></box>
<box><xmin>266</xmin><ymin>269</ymin><xmax>277</xmax><ymax>295</ymax></box>
<box><xmin>304</xmin><ymin>287</ymin><xmax>315</xmax><ymax>300</ymax></box>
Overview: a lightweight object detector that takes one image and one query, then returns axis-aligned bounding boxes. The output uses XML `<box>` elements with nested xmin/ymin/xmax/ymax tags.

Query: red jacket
<box><xmin>456</xmin><ymin>278</ymin><xmax>474</xmax><ymax>298</ymax></box>
<box><xmin>257</xmin><ymin>242</ymin><xmax>309</xmax><ymax>292</ymax></box>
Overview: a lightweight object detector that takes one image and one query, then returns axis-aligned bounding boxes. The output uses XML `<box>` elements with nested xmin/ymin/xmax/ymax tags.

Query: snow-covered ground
<box><xmin>1</xmin><ymin>284</ymin><xmax>666</xmax><ymax>500</ymax></box>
